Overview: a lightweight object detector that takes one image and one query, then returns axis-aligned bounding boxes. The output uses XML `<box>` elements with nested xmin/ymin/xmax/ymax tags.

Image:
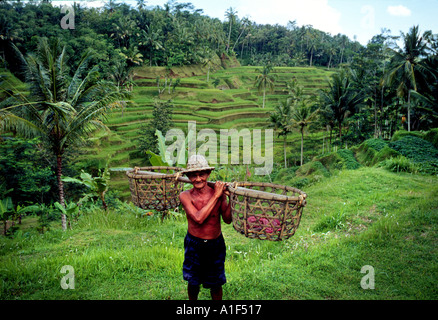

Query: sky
<box><xmin>55</xmin><ymin>0</ymin><xmax>438</xmax><ymax>45</ymax></box>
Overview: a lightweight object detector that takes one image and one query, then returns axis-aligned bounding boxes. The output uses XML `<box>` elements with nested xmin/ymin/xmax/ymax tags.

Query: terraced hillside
<box><xmin>79</xmin><ymin>60</ymin><xmax>335</xmax><ymax>197</ymax></box>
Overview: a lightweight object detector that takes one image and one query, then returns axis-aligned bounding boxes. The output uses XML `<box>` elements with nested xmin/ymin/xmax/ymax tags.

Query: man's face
<box><xmin>187</xmin><ymin>170</ymin><xmax>210</xmax><ymax>189</ymax></box>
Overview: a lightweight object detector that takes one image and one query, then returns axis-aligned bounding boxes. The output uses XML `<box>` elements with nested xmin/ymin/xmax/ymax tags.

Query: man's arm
<box><xmin>179</xmin><ymin>181</ymin><xmax>226</xmax><ymax>225</ymax></box>
<box><xmin>220</xmin><ymin>190</ymin><xmax>232</xmax><ymax>224</ymax></box>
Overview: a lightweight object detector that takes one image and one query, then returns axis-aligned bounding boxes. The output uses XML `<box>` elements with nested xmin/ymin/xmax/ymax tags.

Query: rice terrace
<box><xmin>0</xmin><ymin>0</ymin><xmax>437</xmax><ymax>303</ymax></box>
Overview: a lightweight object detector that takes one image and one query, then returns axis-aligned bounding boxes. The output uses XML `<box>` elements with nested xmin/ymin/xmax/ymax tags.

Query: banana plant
<box><xmin>0</xmin><ymin>198</ymin><xmax>38</xmax><ymax>235</ymax></box>
<box><xmin>62</xmin><ymin>161</ymin><xmax>110</xmax><ymax>211</ymax></box>
<box><xmin>54</xmin><ymin>201</ymin><xmax>80</xmax><ymax>229</ymax></box>
<box><xmin>145</xmin><ymin>130</ymin><xmax>169</xmax><ymax>169</ymax></box>
<box><xmin>13</xmin><ymin>203</ymin><xmax>40</xmax><ymax>225</ymax></box>
<box><xmin>0</xmin><ymin>197</ymin><xmax>14</xmax><ymax>235</ymax></box>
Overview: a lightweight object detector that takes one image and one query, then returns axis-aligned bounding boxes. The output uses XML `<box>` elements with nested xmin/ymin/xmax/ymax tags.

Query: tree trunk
<box><xmin>300</xmin><ymin>129</ymin><xmax>304</xmax><ymax>166</ymax></box>
<box><xmin>338</xmin><ymin>121</ymin><xmax>342</xmax><ymax>143</ymax></box>
<box><xmin>56</xmin><ymin>155</ymin><xmax>67</xmax><ymax>231</ymax></box>
<box><xmin>262</xmin><ymin>87</ymin><xmax>266</xmax><ymax>108</ymax></box>
<box><xmin>407</xmin><ymin>90</ymin><xmax>411</xmax><ymax>132</ymax></box>
<box><xmin>309</xmin><ymin>48</ymin><xmax>313</xmax><ymax>67</ymax></box>
<box><xmin>283</xmin><ymin>136</ymin><xmax>287</xmax><ymax>168</ymax></box>
<box><xmin>381</xmin><ymin>84</ymin><xmax>384</xmax><ymax>136</ymax></box>
<box><xmin>373</xmin><ymin>85</ymin><xmax>378</xmax><ymax>138</ymax></box>
<box><xmin>227</xmin><ymin>21</ymin><xmax>232</xmax><ymax>52</ymax></box>
<box><xmin>328</xmin><ymin>125</ymin><xmax>333</xmax><ymax>150</ymax></box>
<box><xmin>100</xmin><ymin>194</ymin><xmax>108</xmax><ymax>211</ymax></box>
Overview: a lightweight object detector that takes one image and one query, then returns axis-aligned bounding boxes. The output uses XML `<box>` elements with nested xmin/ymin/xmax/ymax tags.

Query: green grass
<box><xmin>1</xmin><ymin>167</ymin><xmax>437</xmax><ymax>300</ymax></box>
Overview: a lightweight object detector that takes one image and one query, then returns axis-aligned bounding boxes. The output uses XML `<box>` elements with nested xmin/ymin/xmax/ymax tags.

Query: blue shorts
<box><xmin>183</xmin><ymin>232</ymin><xmax>227</xmax><ymax>288</ymax></box>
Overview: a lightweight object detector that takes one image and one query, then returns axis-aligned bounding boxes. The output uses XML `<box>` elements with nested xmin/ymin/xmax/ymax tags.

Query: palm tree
<box><xmin>326</xmin><ymin>42</ymin><xmax>337</xmax><ymax>69</ymax></box>
<box><xmin>290</xmin><ymin>99</ymin><xmax>319</xmax><ymax>166</ymax></box>
<box><xmin>320</xmin><ymin>70</ymin><xmax>362</xmax><ymax>143</ymax></box>
<box><xmin>383</xmin><ymin>25</ymin><xmax>435</xmax><ymax>131</ymax></box>
<box><xmin>110</xmin><ymin>17</ymin><xmax>137</xmax><ymax>49</ymax></box>
<box><xmin>1</xmin><ymin>38</ymin><xmax>127</xmax><ymax>230</ymax></box>
<box><xmin>268</xmin><ymin>100</ymin><xmax>293</xmax><ymax>168</ymax></box>
<box><xmin>109</xmin><ymin>58</ymin><xmax>131</xmax><ymax>91</ymax></box>
<box><xmin>338</xmin><ymin>34</ymin><xmax>348</xmax><ymax>65</ymax></box>
<box><xmin>121</xmin><ymin>46</ymin><xmax>143</xmax><ymax>68</ymax></box>
<box><xmin>202</xmin><ymin>50</ymin><xmax>216</xmax><ymax>82</ymax></box>
<box><xmin>139</xmin><ymin>25</ymin><xmax>163</xmax><ymax>66</ymax></box>
<box><xmin>136</xmin><ymin>0</ymin><xmax>146</xmax><ymax>11</ymax></box>
<box><xmin>305</xmin><ymin>28</ymin><xmax>317</xmax><ymax>67</ymax></box>
<box><xmin>225</xmin><ymin>7</ymin><xmax>238</xmax><ymax>52</ymax></box>
<box><xmin>254</xmin><ymin>64</ymin><xmax>276</xmax><ymax>108</ymax></box>
<box><xmin>318</xmin><ymin>102</ymin><xmax>336</xmax><ymax>150</ymax></box>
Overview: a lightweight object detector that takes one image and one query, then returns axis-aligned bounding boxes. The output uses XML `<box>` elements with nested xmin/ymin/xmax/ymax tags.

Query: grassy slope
<box><xmin>1</xmin><ymin>167</ymin><xmax>437</xmax><ymax>300</ymax></box>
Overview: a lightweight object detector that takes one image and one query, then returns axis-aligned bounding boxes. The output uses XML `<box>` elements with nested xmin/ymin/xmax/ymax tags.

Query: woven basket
<box><xmin>228</xmin><ymin>182</ymin><xmax>307</xmax><ymax>241</ymax></box>
<box><xmin>126</xmin><ymin>166</ymin><xmax>183</xmax><ymax>211</ymax></box>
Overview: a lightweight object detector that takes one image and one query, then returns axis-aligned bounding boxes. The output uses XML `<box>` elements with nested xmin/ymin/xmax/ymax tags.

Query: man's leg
<box><xmin>210</xmin><ymin>286</ymin><xmax>223</xmax><ymax>300</ymax></box>
<box><xmin>188</xmin><ymin>283</ymin><xmax>200</xmax><ymax>300</ymax></box>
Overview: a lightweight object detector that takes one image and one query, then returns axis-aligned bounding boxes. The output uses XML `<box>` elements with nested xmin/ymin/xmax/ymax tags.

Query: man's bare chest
<box><xmin>191</xmin><ymin>195</ymin><xmax>220</xmax><ymax>215</ymax></box>
<box><xmin>192</xmin><ymin>197</ymin><xmax>212</xmax><ymax>210</ymax></box>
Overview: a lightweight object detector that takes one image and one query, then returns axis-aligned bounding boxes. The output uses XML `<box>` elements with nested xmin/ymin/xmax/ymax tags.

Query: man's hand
<box><xmin>223</xmin><ymin>183</ymin><xmax>230</xmax><ymax>197</ymax></box>
<box><xmin>214</xmin><ymin>181</ymin><xmax>226</xmax><ymax>198</ymax></box>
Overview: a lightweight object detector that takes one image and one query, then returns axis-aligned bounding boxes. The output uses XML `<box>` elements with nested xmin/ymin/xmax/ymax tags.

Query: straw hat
<box><xmin>181</xmin><ymin>155</ymin><xmax>215</xmax><ymax>174</ymax></box>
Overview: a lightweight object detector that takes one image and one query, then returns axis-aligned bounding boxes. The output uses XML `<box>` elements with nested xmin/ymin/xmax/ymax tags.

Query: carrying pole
<box><xmin>135</xmin><ymin>170</ymin><xmax>306</xmax><ymax>203</ymax></box>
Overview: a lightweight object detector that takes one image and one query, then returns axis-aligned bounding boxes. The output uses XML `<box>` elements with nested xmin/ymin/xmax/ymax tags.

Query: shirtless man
<box><xmin>179</xmin><ymin>155</ymin><xmax>232</xmax><ymax>300</ymax></box>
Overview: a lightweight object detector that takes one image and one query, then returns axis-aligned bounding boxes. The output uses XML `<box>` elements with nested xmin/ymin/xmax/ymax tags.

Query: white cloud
<box><xmin>236</xmin><ymin>0</ymin><xmax>343</xmax><ymax>35</ymax></box>
<box><xmin>387</xmin><ymin>5</ymin><xmax>411</xmax><ymax>17</ymax></box>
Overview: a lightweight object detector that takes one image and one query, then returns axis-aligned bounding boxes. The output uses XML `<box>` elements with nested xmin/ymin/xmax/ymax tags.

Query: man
<box><xmin>179</xmin><ymin>155</ymin><xmax>232</xmax><ymax>300</ymax></box>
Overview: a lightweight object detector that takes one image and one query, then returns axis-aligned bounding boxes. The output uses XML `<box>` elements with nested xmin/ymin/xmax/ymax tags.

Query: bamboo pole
<box><xmin>131</xmin><ymin>170</ymin><xmax>307</xmax><ymax>204</ymax></box>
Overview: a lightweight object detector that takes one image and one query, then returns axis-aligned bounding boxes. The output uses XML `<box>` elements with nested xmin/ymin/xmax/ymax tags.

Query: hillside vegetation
<box><xmin>2</xmin><ymin>60</ymin><xmax>438</xmax><ymax>301</ymax></box>
<box><xmin>78</xmin><ymin>60</ymin><xmax>335</xmax><ymax>198</ymax></box>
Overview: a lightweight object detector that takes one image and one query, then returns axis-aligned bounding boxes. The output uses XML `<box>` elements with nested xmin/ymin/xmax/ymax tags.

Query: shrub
<box><xmin>337</xmin><ymin>149</ymin><xmax>361</xmax><ymax>170</ymax></box>
<box><xmin>273</xmin><ymin>166</ymin><xmax>299</xmax><ymax>183</ymax></box>
<box><xmin>295</xmin><ymin>161</ymin><xmax>330</xmax><ymax>178</ymax></box>
<box><xmin>289</xmin><ymin>177</ymin><xmax>310</xmax><ymax>189</ymax></box>
<box><xmin>423</xmin><ymin>128</ymin><xmax>438</xmax><ymax>149</ymax></box>
<box><xmin>274</xmin><ymin>161</ymin><xmax>329</xmax><ymax>188</ymax></box>
<box><xmin>378</xmin><ymin>156</ymin><xmax>418</xmax><ymax>174</ymax></box>
<box><xmin>351</xmin><ymin>141</ymin><xmax>377</xmax><ymax>166</ymax></box>
<box><xmin>315</xmin><ymin>152</ymin><xmax>344</xmax><ymax>172</ymax></box>
<box><xmin>372</xmin><ymin>146</ymin><xmax>401</xmax><ymax>166</ymax></box>
<box><xmin>353</xmin><ymin>139</ymin><xmax>401</xmax><ymax>167</ymax></box>
<box><xmin>391</xmin><ymin>130</ymin><xmax>424</xmax><ymax>142</ymax></box>
<box><xmin>365</xmin><ymin>138</ymin><xmax>388</xmax><ymax>152</ymax></box>
<box><xmin>388</xmin><ymin>136</ymin><xmax>438</xmax><ymax>175</ymax></box>
<box><xmin>389</xmin><ymin>136</ymin><xmax>438</xmax><ymax>163</ymax></box>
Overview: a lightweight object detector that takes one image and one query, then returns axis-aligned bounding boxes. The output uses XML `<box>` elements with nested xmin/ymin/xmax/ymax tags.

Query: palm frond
<box><xmin>0</xmin><ymin>111</ymin><xmax>44</xmax><ymax>138</ymax></box>
<box><xmin>67</xmin><ymin>49</ymin><xmax>95</xmax><ymax>100</ymax></box>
